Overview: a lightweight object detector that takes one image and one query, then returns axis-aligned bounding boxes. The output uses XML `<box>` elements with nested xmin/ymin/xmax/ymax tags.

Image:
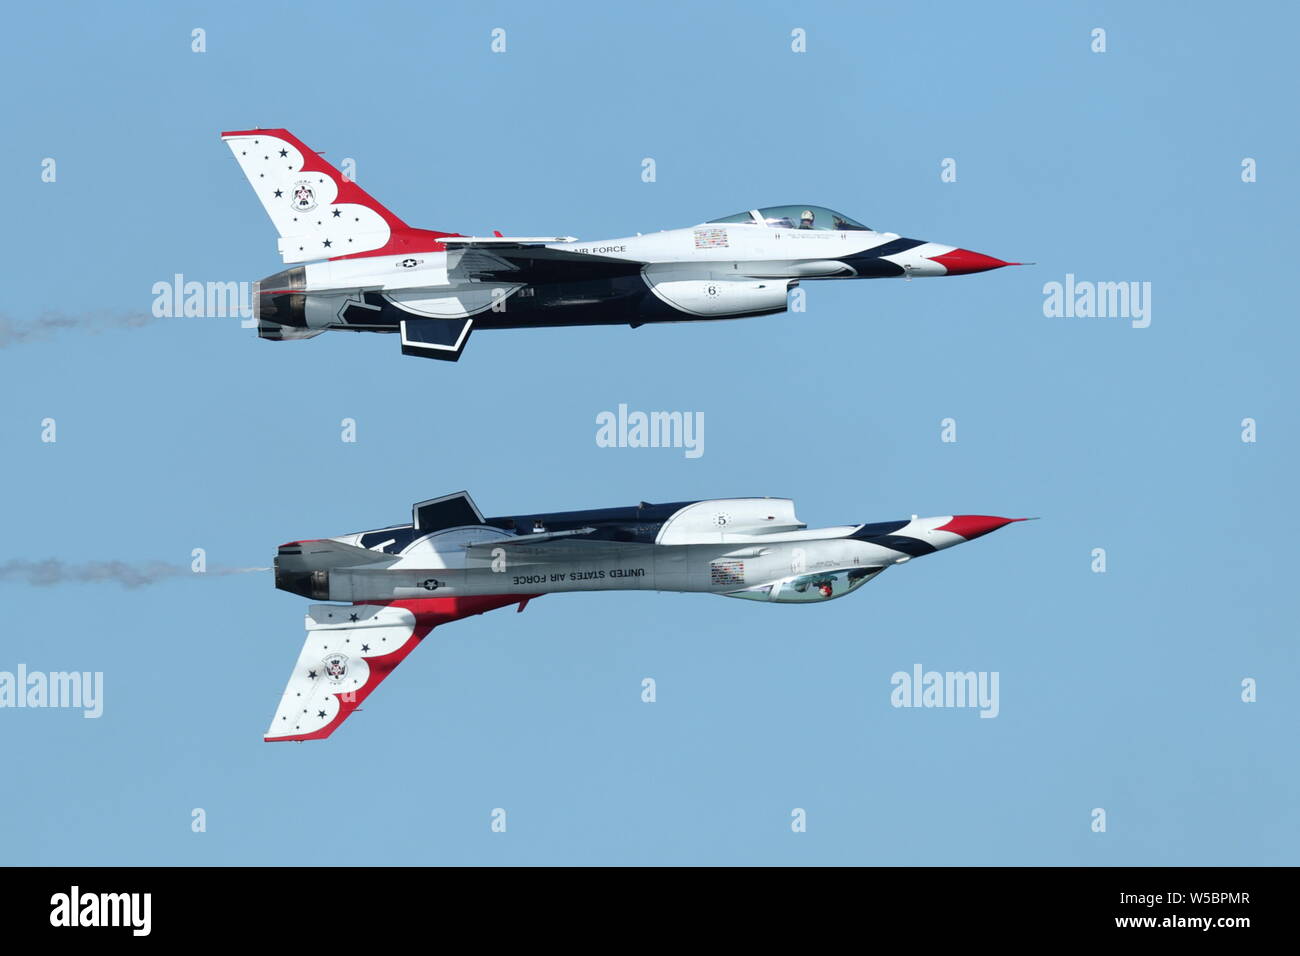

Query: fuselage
<box><xmin>256</xmin><ymin>210</ymin><xmax>1016</xmax><ymax>343</ymax></box>
<box><xmin>275</xmin><ymin>497</ymin><xmax>1023</xmax><ymax>606</ymax></box>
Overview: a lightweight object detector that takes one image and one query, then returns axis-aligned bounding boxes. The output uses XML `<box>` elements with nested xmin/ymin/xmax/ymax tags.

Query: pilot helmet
<box><xmin>800</xmin><ymin>210</ymin><xmax>815</xmax><ymax>224</ymax></box>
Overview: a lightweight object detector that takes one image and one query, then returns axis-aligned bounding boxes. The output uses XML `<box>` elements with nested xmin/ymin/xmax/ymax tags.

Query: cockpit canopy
<box><xmin>707</xmin><ymin>205</ymin><xmax>871</xmax><ymax>232</ymax></box>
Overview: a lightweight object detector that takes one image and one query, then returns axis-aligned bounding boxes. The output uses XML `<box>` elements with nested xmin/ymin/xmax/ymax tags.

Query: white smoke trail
<box><xmin>0</xmin><ymin>310</ymin><xmax>158</xmax><ymax>348</ymax></box>
<box><xmin>0</xmin><ymin>560</ymin><xmax>271</xmax><ymax>589</ymax></box>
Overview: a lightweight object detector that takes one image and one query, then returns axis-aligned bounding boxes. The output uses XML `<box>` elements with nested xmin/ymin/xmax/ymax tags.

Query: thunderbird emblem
<box><xmin>290</xmin><ymin>181</ymin><xmax>317</xmax><ymax>212</ymax></box>
<box><xmin>322</xmin><ymin>653</ymin><xmax>348</xmax><ymax>683</ymax></box>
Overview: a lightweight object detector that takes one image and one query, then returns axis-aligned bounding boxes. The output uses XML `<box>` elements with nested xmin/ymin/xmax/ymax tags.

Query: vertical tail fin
<box><xmin>265</xmin><ymin>595</ymin><xmax>538</xmax><ymax>741</ymax></box>
<box><xmin>221</xmin><ymin>128</ymin><xmax>456</xmax><ymax>264</ymax></box>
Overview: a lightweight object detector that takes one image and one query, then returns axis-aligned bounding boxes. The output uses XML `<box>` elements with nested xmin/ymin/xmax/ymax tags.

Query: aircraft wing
<box><xmin>448</xmin><ymin>245</ymin><xmax>645</xmax><ymax>283</ymax></box>
<box><xmin>464</xmin><ymin>534</ymin><xmax>654</xmax><ymax>569</ymax></box>
<box><xmin>440</xmin><ymin>235</ymin><xmax>577</xmax><ymax>247</ymax></box>
<box><xmin>264</xmin><ymin>595</ymin><xmax>533</xmax><ymax>741</ymax></box>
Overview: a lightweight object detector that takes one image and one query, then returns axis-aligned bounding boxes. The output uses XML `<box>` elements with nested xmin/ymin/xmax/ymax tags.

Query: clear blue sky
<box><xmin>1</xmin><ymin>1</ymin><xmax>1295</xmax><ymax>865</ymax></box>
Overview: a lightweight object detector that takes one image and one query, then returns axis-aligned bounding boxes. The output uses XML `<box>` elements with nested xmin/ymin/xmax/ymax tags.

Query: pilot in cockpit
<box><xmin>798</xmin><ymin>210</ymin><xmax>816</xmax><ymax>229</ymax></box>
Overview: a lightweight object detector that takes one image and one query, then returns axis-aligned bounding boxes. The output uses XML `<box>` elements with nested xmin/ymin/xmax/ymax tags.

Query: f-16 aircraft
<box><xmin>267</xmin><ymin>491</ymin><xmax>1029</xmax><ymax>741</ymax></box>
<box><xmin>223</xmin><ymin>128</ymin><xmax>1022</xmax><ymax>362</ymax></box>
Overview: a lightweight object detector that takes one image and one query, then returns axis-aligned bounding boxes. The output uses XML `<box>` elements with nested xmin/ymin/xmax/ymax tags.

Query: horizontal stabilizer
<box><xmin>258</xmin><ymin>323</ymin><xmax>326</xmax><ymax>342</ymax></box>
<box><xmin>277</xmin><ymin>538</ymin><xmax>399</xmax><ymax>571</ymax></box>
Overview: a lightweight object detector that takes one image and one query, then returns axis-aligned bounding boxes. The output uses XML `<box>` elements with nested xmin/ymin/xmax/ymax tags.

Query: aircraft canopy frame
<box><xmin>706</xmin><ymin>205</ymin><xmax>872</xmax><ymax>232</ymax></box>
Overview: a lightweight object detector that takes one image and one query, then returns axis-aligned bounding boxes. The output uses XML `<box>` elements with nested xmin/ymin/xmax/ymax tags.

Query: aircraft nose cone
<box><xmin>935</xmin><ymin>515</ymin><xmax>1026</xmax><ymax>540</ymax></box>
<box><xmin>928</xmin><ymin>248</ymin><xmax>1017</xmax><ymax>276</ymax></box>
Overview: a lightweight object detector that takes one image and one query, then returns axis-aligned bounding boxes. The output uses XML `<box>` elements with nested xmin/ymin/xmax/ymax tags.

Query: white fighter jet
<box><xmin>223</xmin><ymin>128</ymin><xmax>1023</xmax><ymax>362</ymax></box>
<box><xmin>266</xmin><ymin>491</ymin><xmax>1028</xmax><ymax>741</ymax></box>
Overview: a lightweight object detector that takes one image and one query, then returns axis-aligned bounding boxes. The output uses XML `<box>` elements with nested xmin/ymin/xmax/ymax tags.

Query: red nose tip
<box><xmin>935</xmin><ymin>515</ymin><xmax>1027</xmax><ymax>540</ymax></box>
<box><xmin>929</xmin><ymin>248</ymin><xmax>1018</xmax><ymax>276</ymax></box>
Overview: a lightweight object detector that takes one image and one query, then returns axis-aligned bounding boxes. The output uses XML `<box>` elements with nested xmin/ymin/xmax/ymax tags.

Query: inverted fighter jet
<box><xmin>222</xmin><ymin>128</ymin><xmax>1022</xmax><ymax>362</ymax></box>
<box><xmin>267</xmin><ymin>491</ymin><xmax>1028</xmax><ymax>741</ymax></box>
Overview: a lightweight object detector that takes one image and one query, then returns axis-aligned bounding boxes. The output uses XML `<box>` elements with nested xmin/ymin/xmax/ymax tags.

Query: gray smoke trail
<box><xmin>0</xmin><ymin>310</ymin><xmax>158</xmax><ymax>348</ymax></box>
<box><xmin>0</xmin><ymin>560</ymin><xmax>271</xmax><ymax>589</ymax></box>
